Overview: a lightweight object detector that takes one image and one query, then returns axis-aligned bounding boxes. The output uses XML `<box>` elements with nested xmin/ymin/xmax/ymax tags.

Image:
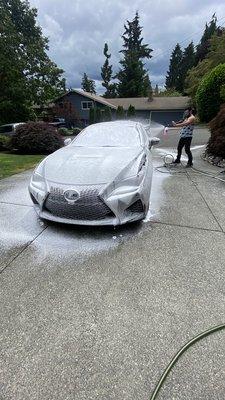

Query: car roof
<box><xmin>0</xmin><ymin>122</ymin><xmax>25</xmax><ymax>127</ymax></box>
<box><xmin>89</xmin><ymin>120</ymin><xmax>144</xmax><ymax>129</ymax></box>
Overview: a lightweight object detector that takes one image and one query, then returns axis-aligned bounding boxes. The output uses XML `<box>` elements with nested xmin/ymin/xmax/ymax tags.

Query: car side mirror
<box><xmin>64</xmin><ymin>138</ymin><xmax>72</xmax><ymax>146</ymax></box>
<box><xmin>149</xmin><ymin>137</ymin><xmax>160</xmax><ymax>149</ymax></box>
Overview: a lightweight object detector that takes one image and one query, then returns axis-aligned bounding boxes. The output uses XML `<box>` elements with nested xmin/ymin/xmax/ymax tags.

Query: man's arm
<box><xmin>172</xmin><ymin>115</ymin><xmax>195</xmax><ymax>127</ymax></box>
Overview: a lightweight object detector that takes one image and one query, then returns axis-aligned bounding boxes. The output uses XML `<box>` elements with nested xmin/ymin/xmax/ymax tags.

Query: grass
<box><xmin>0</xmin><ymin>152</ymin><xmax>44</xmax><ymax>179</ymax></box>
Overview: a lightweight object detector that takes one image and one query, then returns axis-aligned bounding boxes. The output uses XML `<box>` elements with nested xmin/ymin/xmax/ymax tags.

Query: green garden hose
<box><xmin>150</xmin><ymin>323</ymin><xmax>225</xmax><ymax>400</ymax></box>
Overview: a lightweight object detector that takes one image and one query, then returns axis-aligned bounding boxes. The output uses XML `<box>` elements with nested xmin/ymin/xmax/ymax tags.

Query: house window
<box><xmin>82</xmin><ymin>101</ymin><xmax>94</xmax><ymax>110</ymax></box>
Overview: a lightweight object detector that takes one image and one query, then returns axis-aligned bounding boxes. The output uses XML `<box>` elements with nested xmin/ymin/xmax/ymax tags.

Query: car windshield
<box><xmin>71</xmin><ymin>124</ymin><xmax>141</xmax><ymax>147</ymax></box>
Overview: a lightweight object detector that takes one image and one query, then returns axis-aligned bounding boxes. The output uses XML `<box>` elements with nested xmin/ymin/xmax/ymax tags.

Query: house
<box><xmin>105</xmin><ymin>96</ymin><xmax>190</xmax><ymax>126</ymax></box>
<box><xmin>51</xmin><ymin>89</ymin><xmax>116</xmax><ymax>127</ymax></box>
<box><xmin>49</xmin><ymin>89</ymin><xmax>190</xmax><ymax>127</ymax></box>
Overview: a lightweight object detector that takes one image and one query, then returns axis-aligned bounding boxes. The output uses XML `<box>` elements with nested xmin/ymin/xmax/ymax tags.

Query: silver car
<box><xmin>29</xmin><ymin>121</ymin><xmax>159</xmax><ymax>226</ymax></box>
<box><xmin>0</xmin><ymin>122</ymin><xmax>25</xmax><ymax>136</ymax></box>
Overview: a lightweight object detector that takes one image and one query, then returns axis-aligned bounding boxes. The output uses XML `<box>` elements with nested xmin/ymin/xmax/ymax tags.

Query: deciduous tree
<box><xmin>185</xmin><ymin>30</ymin><xmax>225</xmax><ymax>99</ymax></box>
<box><xmin>0</xmin><ymin>0</ymin><xmax>65</xmax><ymax>123</ymax></box>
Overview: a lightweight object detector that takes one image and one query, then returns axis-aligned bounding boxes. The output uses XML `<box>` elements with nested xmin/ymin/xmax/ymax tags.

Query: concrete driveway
<box><xmin>1</xmin><ymin>128</ymin><xmax>225</xmax><ymax>400</ymax></box>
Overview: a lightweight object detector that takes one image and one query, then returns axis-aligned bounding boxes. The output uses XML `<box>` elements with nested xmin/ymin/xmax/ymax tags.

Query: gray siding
<box><xmin>55</xmin><ymin>92</ymin><xmax>107</xmax><ymax>126</ymax></box>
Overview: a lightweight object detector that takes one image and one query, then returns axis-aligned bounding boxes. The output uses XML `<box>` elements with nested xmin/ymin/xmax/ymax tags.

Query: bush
<box><xmin>127</xmin><ymin>104</ymin><xmax>136</xmax><ymax>117</ymax></box>
<box><xmin>116</xmin><ymin>105</ymin><xmax>125</xmax><ymax>119</ymax></box>
<box><xmin>102</xmin><ymin>106</ymin><xmax>112</xmax><ymax>122</ymax></box>
<box><xmin>207</xmin><ymin>105</ymin><xmax>225</xmax><ymax>158</ymax></box>
<box><xmin>95</xmin><ymin>108</ymin><xmax>102</xmax><ymax>123</ymax></box>
<box><xmin>89</xmin><ymin>107</ymin><xmax>96</xmax><ymax>124</ymax></box>
<box><xmin>0</xmin><ymin>135</ymin><xmax>11</xmax><ymax>151</ymax></box>
<box><xmin>58</xmin><ymin>127</ymin><xmax>69</xmax><ymax>136</ymax></box>
<box><xmin>196</xmin><ymin>63</ymin><xmax>225</xmax><ymax>122</ymax></box>
<box><xmin>11</xmin><ymin>122</ymin><xmax>64</xmax><ymax>154</ymax></box>
<box><xmin>73</xmin><ymin>127</ymin><xmax>82</xmax><ymax>135</ymax></box>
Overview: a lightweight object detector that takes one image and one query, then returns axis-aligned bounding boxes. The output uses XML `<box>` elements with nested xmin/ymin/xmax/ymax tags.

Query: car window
<box><xmin>71</xmin><ymin>124</ymin><xmax>141</xmax><ymax>147</ymax></box>
<box><xmin>0</xmin><ymin>125</ymin><xmax>13</xmax><ymax>133</ymax></box>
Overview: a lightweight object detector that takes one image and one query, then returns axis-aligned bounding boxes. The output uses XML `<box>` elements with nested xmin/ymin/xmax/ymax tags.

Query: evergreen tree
<box><xmin>143</xmin><ymin>74</ymin><xmax>153</xmax><ymax>98</ymax></box>
<box><xmin>0</xmin><ymin>0</ymin><xmax>65</xmax><ymax>123</ymax></box>
<box><xmin>89</xmin><ymin>107</ymin><xmax>96</xmax><ymax>124</ymax></box>
<box><xmin>103</xmin><ymin>106</ymin><xmax>112</xmax><ymax>121</ymax></box>
<box><xmin>116</xmin><ymin>105</ymin><xmax>125</xmax><ymax>119</ymax></box>
<box><xmin>101</xmin><ymin>43</ymin><xmax>117</xmax><ymax>98</ymax></box>
<box><xmin>180</xmin><ymin>42</ymin><xmax>195</xmax><ymax>93</ymax></box>
<box><xmin>147</xmin><ymin>81</ymin><xmax>153</xmax><ymax>101</ymax></box>
<box><xmin>154</xmin><ymin>84</ymin><xmax>159</xmax><ymax>95</ymax></box>
<box><xmin>165</xmin><ymin>44</ymin><xmax>183</xmax><ymax>92</ymax></box>
<box><xmin>95</xmin><ymin>107</ymin><xmax>102</xmax><ymax>123</ymax></box>
<box><xmin>116</xmin><ymin>12</ymin><xmax>153</xmax><ymax>97</ymax></box>
<box><xmin>195</xmin><ymin>14</ymin><xmax>217</xmax><ymax>64</ymax></box>
<box><xmin>81</xmin><ymin>73</ymin><xmax>96</xmax><ymax>94</ymax></box>
<box><xmin>127</xmin><ymin>105</ymin><xmax>136</xmax><ymax>117</ymax></box>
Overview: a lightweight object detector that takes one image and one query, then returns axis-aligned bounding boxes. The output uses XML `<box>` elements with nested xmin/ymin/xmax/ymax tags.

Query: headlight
<box><xmin>104</xmin><ymin>153</ymin><xmax>147</xmax><ymax>197</ymax></box>
<box><xmin>30</xmin><ymin>159</ymin><xmax>47</xmax><ymax>191</ymax></box>
<box><xmin>31</xmin><ymin>172</ymin><xmax>46</xmax><ymax>191</ymax></box>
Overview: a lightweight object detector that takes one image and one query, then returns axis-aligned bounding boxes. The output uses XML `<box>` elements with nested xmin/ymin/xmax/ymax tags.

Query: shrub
<box><xmin>73</xmin><ymin>127</ymin><xmax>82</xmax><ymax>135</ymax></box>
<box><xmin>0</xmin><ymin>135</ymin><xmax>11</xmax><ymax>151</ymax></box>
<box><xmin>127</xmin><ymin>104</ymin><xmax>136</xmax><ymax>117</ymax></box>
<box><xmin>196</xmin><ymin>63</ymin><xmax>225</xmax><ymax>122</ymax></box>
<box><xmin>207</xmin><ymin>105</ymin><xmax>225</xmax><ymax>158</ymax></box>
<box><xmin>89</xmin><ymin>107</ymin><xmax>96</xmax><ymax>124</ymax></box>
<box><xmin>116</xmin><ymin>105</ymin><xmax>125</xmax><ymax>119</ymax></box>
<box><xmin>58</xmin><ymin>127</ymin><xmax>69</xmax><ymax>136</ymax></box>
<box><xmin>11</xmin><ymin>122</ymin><xmax>64</xmax><ymax>154</ymax></box>
<box><xmin>95</xmin><ymin>108</ymin><xmax>102</xmax><ymax>123</ymax></box>
<box><xmin>103</xmin><ymin>106</ymin><xmax>112</xmax><ymax>121</ymax></box>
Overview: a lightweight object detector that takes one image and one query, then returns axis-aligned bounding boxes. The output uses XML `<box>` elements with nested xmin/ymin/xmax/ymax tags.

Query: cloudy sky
<box><xmin>30</xmin><ymin>0</ymin><xmax>225</xmax><ymax>94</ymax></box>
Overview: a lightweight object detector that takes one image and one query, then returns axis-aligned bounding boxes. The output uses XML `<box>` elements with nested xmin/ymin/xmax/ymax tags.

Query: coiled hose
<box><xmin>150</xmin><ymin>323</ymin><xmax>225</xmax><ymax>400</ymax></box>
<box><xmin>155</xmin><ymin>153</ymin><xmax>225</xmax><ymax>182</ymax></box>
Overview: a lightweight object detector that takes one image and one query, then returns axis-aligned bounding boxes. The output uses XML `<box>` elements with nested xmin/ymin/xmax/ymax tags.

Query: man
<box><xmin>172</xmin><ymin>108</ymin><xmax>197</xmax><ymax>168</ymax></box>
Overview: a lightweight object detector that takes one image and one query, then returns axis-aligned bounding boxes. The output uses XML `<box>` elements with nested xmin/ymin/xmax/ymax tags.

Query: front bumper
<box><xmin>29</xmin><ymin>181</ymin><xmax>147</xmax><ymax>226</ymax></box>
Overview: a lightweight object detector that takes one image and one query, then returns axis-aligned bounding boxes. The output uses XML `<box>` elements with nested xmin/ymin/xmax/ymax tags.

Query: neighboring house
<box><xmin>106</xmin><ymin>96</ymin><xmax>190</xmax><ymax>126</ymax></box>
<box><xmin>52</xmin><ymin>89</ymin><xmax>116</xmax><ymax>127</ymax></box>
<box><xmin>46</xmin><ymin>89</ymin><xmax>190</xmax><ymax>127</ymax></box>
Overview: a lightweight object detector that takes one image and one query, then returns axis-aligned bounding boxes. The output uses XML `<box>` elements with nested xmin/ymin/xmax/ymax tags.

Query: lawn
<box><xmin>0</xmin><ymin>152</ymin><xmax>44</xmax><ymax>179</ymax></box>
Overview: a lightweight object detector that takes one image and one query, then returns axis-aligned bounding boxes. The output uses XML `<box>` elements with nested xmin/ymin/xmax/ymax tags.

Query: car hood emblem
<box><xmin>64</xmin><ymin>189</ymin><xmax>80</xmax><ymax>204</ymax></box>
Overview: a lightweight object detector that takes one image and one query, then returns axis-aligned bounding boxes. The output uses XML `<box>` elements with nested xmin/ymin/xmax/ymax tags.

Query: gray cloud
<box><xmin>30</xmin><ymin>0</ymin><xmax>225</xmax><ymax>93</ymax></box>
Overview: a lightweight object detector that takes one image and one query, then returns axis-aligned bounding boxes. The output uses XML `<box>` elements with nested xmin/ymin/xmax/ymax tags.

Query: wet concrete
<box><xmin>1</xmin><ymin>127</ymin><xmax>225</xmax><ymax>400</ymax></box>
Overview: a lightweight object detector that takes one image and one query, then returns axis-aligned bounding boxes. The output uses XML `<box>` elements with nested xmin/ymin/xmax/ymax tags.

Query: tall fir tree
<box><xmin>143</xmin><ymin>74</ymin><xmax>153</xmax><ymax>98</ymax></box>
<box><xmin>165</xmin><ymin>44</ymin><xmax>183</xmax><ymax>93</ymax></box>
<box><xmin>81</xmin><ymin>73</ymin><xmax>96</xmax><ymax>94</ymax></box>
<box><xmin>154</xmin><ymin>84</ymin><xmax>159</xmax><ymax>96</ymax></box>
<box><xmin>180</xmin><ymin>42</ymin><xmax>195</xmax><ymax>94</ymax></box>
<box><xmin>195</xmin><ymin>14</ymin><xmax>217</xmax><ymax>64</ymax></box>
<box><xmin>116</xmin><ymin>12</ymin><xmax>153</xmax><ymax>97</ymax></box>
<box><xmin>101</xmin><ymin>43</ymin><xmax>117</xmax><ymax>98</ymax></box>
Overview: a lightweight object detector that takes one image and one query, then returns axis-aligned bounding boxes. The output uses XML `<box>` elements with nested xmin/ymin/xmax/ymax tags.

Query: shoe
<box><xmin>172</xmin><ymin>159</ymin><xmax>180</xmax><ymax>164</ymax></box>
<box><xmin>185</xmin><ymin>163</ymin><xmax>193</xmax><ymax>168</ymax></box>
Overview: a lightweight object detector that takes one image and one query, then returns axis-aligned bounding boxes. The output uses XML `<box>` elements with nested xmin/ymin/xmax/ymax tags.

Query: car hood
<box><xmin>43</xmin><ymin>146</ymin><xmax>143</xmax><ymax>185</ymax></box>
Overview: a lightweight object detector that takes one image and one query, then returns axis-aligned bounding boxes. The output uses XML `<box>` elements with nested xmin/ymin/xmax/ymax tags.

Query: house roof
<box><xmin>105</xmin><ymin>96</ymin><xmax>190</xmax><ymax>111</ymax></box>
<box><xmin>36</xmin><ymin>91</ymin><xmax>190</xmax><ymax>112</ymax></box>
<box><xmin>56</xmin><ymin>89</ymin><xmax>117</xmax><ymax>109</ymax></box>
